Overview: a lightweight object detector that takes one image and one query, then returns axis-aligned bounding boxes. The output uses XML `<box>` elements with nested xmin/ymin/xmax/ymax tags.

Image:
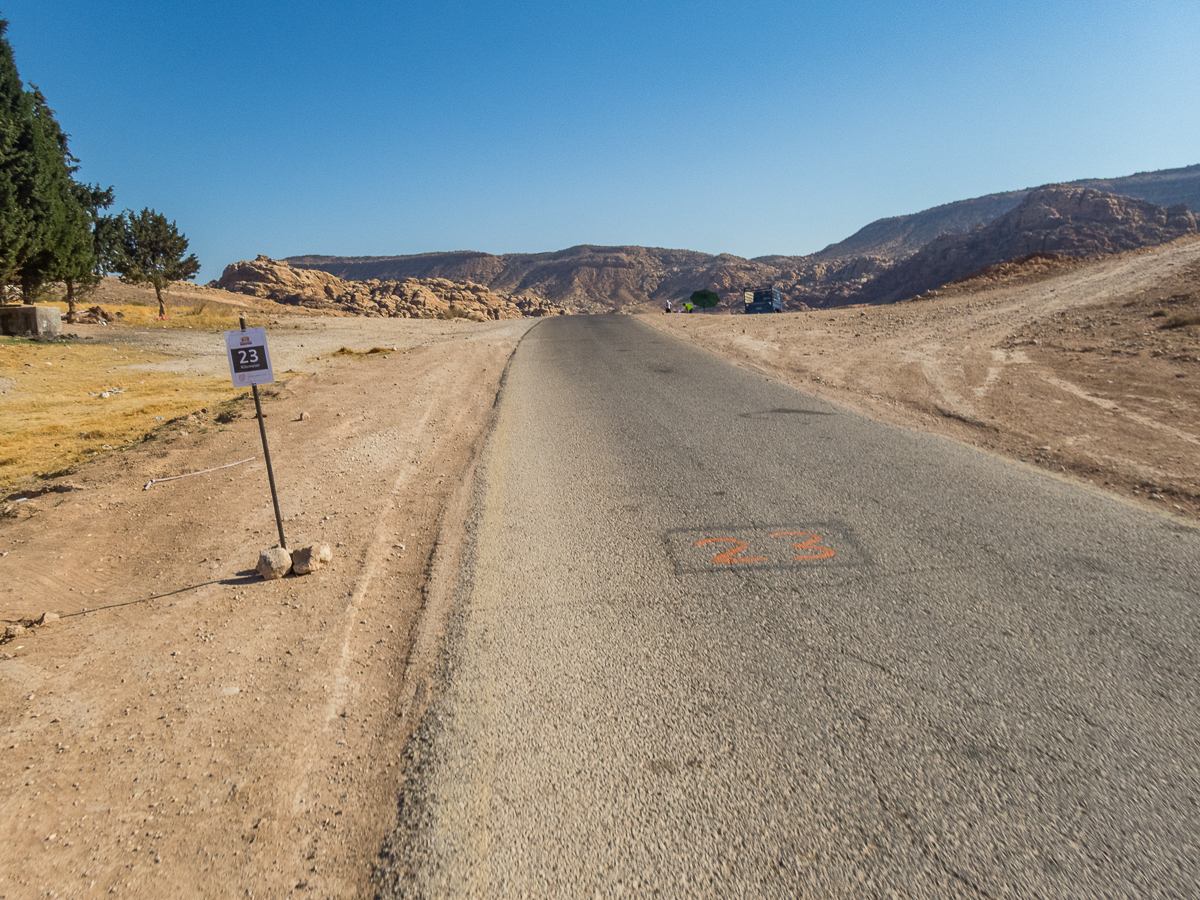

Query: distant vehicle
<box><xmin>744</xmin><ymin>286</ymin><xmax>783</xmax><ymax>314</ymax></box>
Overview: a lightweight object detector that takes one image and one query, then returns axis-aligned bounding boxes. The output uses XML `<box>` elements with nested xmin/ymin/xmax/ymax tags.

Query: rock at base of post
<box><xmin>257</xmin><ymin>546</ymin><xmax>293</xmax><ymax>580</ymax></box>
<box><xmin>292</xmin><ymin>543</ymin><xmax>333</xmax><ymax>575</ymax></box>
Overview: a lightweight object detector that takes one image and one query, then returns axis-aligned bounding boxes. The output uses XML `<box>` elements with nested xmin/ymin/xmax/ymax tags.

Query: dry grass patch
<box><xmin>41</xmin><ymin>297</ymin><xmax>268</xmax><ymax>332</ymax></box>
<box><xmin>330</xmin><ymin>346</ymin><xmax>396</xmax><ymax>359</ymax></box>
<box><xmin>1161</xmin><ymin>314</ymin><xmax>1200</xmax><ymax>330</ymax></box>
<box><xmin>0</xmin><ymin>336</ymin><xmax>243</xmax><ymax>491</ymax></box>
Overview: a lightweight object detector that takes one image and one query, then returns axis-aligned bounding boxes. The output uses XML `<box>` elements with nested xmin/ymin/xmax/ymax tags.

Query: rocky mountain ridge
<box><xmin>285</xmin><ymin>245</ymin><xmax>888</xmax><ymax>313</ymax></box>
<box><xmin>860</xmin><ymin>186</ymin><xmax>1199</xmax><ymax>304</ymax></box>
<box><xmin>811</xmin><ymin>163</ymin><xmax>1200</xmax><ymax>262</ymax></box>
<box><xmin>281</xmin><ymin>163</ymin><xmax>1199</xmax><ymax>313</ymax></box>
<box><xmin>214</xmin><ymin>256</ymin><xmax>566</xmax><ymax>320</ymax></box>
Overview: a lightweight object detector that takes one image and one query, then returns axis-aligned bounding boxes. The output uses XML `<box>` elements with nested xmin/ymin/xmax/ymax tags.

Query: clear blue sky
<box><xmin>4</xmin><ymin>1</ymin><xmax>1198</xmax><ymax>282</ymax></box>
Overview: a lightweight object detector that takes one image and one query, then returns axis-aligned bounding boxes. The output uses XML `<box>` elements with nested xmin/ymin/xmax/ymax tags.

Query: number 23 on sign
<box><xmin>223</xmin><ymin>326</ymin><xmax>275</xmax><ymax>386</ymax></box>
<box><xmin>696</xmin><ymin>532</ymin><xmax>836</xmax><ymax>565</ymax></box>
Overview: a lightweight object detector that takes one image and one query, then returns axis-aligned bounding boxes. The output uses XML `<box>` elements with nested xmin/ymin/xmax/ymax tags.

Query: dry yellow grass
<box><xmin>1</xmin><ymin>280</ymin><xmax>294</xmax><ymax>493</ymax></box>
<box><xmin>0</xmin><ymin>335</ymin><xmax>243</xmax><ymax>492</ymax></box>
<box><xmin>331</xmin><ymin>345</ymin><xmax>395</xmax><ymax>358</ymax></box>
<box><xmin>41</xmin><ymin>297</ymin><xmax>269</xmax><ymax>332</ymax></box>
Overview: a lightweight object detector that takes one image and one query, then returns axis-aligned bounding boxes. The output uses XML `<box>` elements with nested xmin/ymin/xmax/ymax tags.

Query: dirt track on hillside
<box><xmin>2</xmin><ymin>234</ymin><xmax>1198</xmax><ymax>899</ymax></box>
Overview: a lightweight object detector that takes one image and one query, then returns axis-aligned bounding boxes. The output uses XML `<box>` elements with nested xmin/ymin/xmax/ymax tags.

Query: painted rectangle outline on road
<box><xmin>665</xmin><ymin>521</ymin><xmax>867</xmax><ymax>575</ymax></box>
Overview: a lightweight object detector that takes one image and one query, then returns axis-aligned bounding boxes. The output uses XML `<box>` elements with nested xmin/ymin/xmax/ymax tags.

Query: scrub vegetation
<box><xmin>0</xmin><ymin>333</ymin><xmax>242</xmax><ymax>491</ymax></box>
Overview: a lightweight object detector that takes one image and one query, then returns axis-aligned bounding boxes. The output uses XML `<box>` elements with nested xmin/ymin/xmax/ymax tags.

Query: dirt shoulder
<box><xmin>1</xmin><ymin>315</ymin><xmax>534</xmax><ymax>898</ymax></box>
<box><xmin>644</xmin><ymin>234</ymin><xmax>1200</xmax><ymax>522</ymax></box>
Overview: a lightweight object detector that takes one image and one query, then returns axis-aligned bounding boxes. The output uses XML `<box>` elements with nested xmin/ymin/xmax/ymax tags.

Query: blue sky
<box><xmin>4</xmin><ymin>1</ymin><xmax>1198</xmax><ymax>281</ymax></box>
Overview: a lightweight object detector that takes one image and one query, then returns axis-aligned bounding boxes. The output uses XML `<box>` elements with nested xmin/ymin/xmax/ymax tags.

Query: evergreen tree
<box><xmin>113</xmin><ymin>208</ymin><xmax>200</xmax><ymax>317</ymax></box>
<box><xmin>17</xmin><ymin>87</ymin><xmax>91</xmax><ymax>302</ymax></box>
<box><xmin>0</xmin><ymin>17</ymin><xmax>35</xmax><ymax>294</ymax></box>
<box><xmin>0</xmin><ymin>20</ymin><xmax>95</xmax><ymax>303</ymax></box>
<box><xmin>91</xmin><ymin>207</ymin><xmax>123</xmax><ymax>277</ymax></box>
<box><xmin>60</xmin><ymin>181</ymin><xmax>114</xmax><ymax>313</ymax></box>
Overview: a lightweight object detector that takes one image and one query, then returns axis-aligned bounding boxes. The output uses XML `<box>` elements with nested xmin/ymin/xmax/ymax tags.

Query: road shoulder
<box><xmin>1</xmin><ymin>318</ymin><xmax>532</xmax><ymax>898</ymax></box>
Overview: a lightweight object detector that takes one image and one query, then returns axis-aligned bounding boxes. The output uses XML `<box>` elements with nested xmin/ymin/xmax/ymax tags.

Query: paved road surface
<box><xmin>378</xmin><ymin>315</ymin><xmax>1200</xmax><ymax>898</ymax></box>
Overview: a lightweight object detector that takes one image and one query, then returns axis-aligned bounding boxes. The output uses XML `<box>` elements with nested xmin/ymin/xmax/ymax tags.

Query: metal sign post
<box><xmin>225</xmin><ymin>317</ymin><xmax>286</xmax><ymax>549</ymax></box>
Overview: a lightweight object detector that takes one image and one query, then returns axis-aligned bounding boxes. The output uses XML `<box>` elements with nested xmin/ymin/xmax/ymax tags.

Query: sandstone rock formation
<box><xmin>215</xmin><ymin>256</ymin><xmax>566</xmax><ymax>320</ymax></box>
<box><xmin>860</xmin><ymin>187</ymin><xmax>1198</xmax><ymax>304</ymax></box>
<box><xmin>288</xmin><ymin>246</ymin><xmax>842</xmax><ymax>314</ymax></box>
<box><xmin>279</xmin><ymin>164</ymin><xmax>1198</xmax><ymax>313</ymax></box>
<box><xmin>810</xmin><ymin>163</ymin><xmax>1200</xmax><ymax>262</ymax></box>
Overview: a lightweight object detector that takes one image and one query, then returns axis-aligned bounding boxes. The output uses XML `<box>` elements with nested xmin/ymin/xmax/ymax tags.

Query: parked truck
<box><xmin>743</xmin><ymin>285</ymin><xmax>783</xmax><ymax>314</ymax></box>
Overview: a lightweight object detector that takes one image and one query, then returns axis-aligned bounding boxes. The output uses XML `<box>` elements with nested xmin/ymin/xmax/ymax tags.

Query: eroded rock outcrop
<box><xmin>216</xmin><ymin>255</ymin><xmax>566</xmax><ymax>320</ymax></box>
<box><xmin>860</xmin><ymin>187</ymin><xmax>1199</xmax><ymax>304</ymax></box>
<box><xmin>281</xmin><ymin>165</ymin><xmax>1199</xmax><ymax>312</ymax></box>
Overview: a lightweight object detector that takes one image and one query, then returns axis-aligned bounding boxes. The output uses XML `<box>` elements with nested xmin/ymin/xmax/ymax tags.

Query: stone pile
<box><xmin>256</xmin><ymin>542</ymin><xmax>334</xmax><ymax>580</ymax></box>
<box><xmin>64</xmin><ymin>305</ymin><xmax>118</xmax><ymax>325</ymax></box>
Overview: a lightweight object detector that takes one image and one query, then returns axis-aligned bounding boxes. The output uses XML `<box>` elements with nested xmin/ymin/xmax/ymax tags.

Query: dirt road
<box><xmin>647</xmin><ymin>234</ymin><xmax>1200</xmax><ymax>521</ymax></box>
<box><xmin>1</xmin><ymin>232</ymin><xmax>1196</xmax><ymax>898</ymax></box>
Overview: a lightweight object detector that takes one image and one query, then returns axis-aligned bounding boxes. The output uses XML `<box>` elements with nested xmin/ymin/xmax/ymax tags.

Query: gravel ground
<box><xmin>1</xmin><ymin>314</ymin><xmax>533</xmax><ymax>899</ymax></box>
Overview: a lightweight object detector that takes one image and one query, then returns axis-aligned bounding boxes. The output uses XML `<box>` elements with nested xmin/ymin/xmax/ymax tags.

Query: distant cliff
<box><xmin>285</xmin><ymin>246</ymin><xmax>889</xmax><ymax>313</ymax></box>
<box><xmin>810</xmin><ymin>163</ymin><xmax>1200</xmax><ymax>262</ymax></box>
<box><xmin>285</xmin><ymin>163</ymin><xmax>1199</xmax><ymax>312</ymax></box>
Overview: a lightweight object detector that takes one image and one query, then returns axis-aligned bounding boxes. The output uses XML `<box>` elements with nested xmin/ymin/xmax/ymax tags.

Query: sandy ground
<box><xmin>1</xmin><ymin>233</ymin><xmax>1197</xmax><ymax>899</ymax></box>
<box><xmin>1</xmin><ymin>315</ymin><xmax>533</xmax><ymax>899</ymax></box>
<box><xmin>646</xmin><ymin>234</ymin><xmax>1200</xmax><ymax>522</ymax></box>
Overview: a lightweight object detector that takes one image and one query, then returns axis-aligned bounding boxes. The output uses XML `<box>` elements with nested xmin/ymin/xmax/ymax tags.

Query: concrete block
<box><xmin>0</xmin><ymin>305</ymin><xmax>62</xmax><ymax>338</ymax></box>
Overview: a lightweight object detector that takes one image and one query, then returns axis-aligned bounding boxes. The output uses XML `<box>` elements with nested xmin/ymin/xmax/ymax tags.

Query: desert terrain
<box><xmin>1</xmin><ymin>232</ymin><xmax>1197</xmax><ymax>898</ymax></box>
<box><xmin>648</xmin><ymin>233</ymin><xmax>1200</xmax><ymax>521</ymax></box>
<box><xmin>2</xmin><ymin>304</ymin><xmax>536</xmax><ymax>898</ymax></box>
<box><xmin>289</xmin><ymin>169</ymin><xmax>1200</xmax><ymax>313</ymax></box>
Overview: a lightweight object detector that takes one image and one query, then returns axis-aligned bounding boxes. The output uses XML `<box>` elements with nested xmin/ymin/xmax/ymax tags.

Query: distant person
<box><xmin>665</xmin><ymin>299</ymin><xmax>672</xmax><ymax>314</ymax></box>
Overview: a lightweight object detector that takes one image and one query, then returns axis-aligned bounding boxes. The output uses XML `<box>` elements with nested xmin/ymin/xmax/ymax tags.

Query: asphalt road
<box><xmin>378</xmin><ymin>315</ymin><xmax>1200</xmax><ymax>898</ymax></box>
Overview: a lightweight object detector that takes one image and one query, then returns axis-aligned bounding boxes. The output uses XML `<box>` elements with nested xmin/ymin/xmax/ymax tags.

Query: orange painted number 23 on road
<box><xmin>696</xmin><ymin>532</ymin><xmax>836</xmax><ymax>565</ymax></box>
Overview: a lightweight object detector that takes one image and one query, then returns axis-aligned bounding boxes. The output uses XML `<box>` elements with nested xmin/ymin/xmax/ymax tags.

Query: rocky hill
<box><xmin>285</xmin><ymin>246</ymin><xmax>889</xmax><ymax>313</ymax></box>
<box><xmin>808</xmin><ymin>191</ymin><xmax>1029</xmax><ymax>263</ymax></box>
<box><xmin>282</xmin><ymin>163</ymin><xmax>1199</xmax><ymax>313</ymax></box>
<box><xmin>810</xmin><ymin>163</ymin><xmax>1200</xmax><ymax>262</ymax></box>
<box><xmin>286</xmin><ymin>247</ymin><xmax>747</xmax><ymax>315</ymax></box>
<box><xmin>214</xmin><ymin>255</ymin><xmax>566</xmax><ymax>320</ymax></box>
<box><xmin>860</xmin><ymin>187</ymin><xmax>1198</xmax><ymax>304</ymax></box>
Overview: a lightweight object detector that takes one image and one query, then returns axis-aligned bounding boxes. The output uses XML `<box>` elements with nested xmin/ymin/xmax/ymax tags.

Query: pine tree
<box><xmin>113</xmin><ymin>208</ymin><xmax>200</xmax><ymax>317</ymax></box>
<box><xmin>61</xmin><ymin>181</ymin><xmax>114</xmax><ymax>314</ymax></box>
<box><xmin>91</xmin><ymin>206</ymin><xmax>122</xmax><ymax>277</ymax></box>
<box><xmin>0</xmin><ymin>17</ymin><xmax>34</xmax><ymax>295</ymax></box>
<box><xmin>0</xmin><ymin>20</ymin><xmax>95</xmax><ymax>303</ymax></box>
<box><xmin>17</xmin><ymin>87</ymin><xmax>91</xmax><ymax>302</ymax></box>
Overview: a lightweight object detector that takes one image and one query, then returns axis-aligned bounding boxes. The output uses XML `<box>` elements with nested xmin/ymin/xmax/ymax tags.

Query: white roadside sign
<box><xmin>224</xmin><ymin>327</ymin><xmax>275</xmax><ymax>386</ymax></box>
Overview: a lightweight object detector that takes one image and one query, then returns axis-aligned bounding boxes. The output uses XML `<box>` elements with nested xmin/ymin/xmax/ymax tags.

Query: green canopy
<box><xmin>689</xmin><ymin>289</ymin><xmax>721</xmax><ymax>309</ymax></box>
